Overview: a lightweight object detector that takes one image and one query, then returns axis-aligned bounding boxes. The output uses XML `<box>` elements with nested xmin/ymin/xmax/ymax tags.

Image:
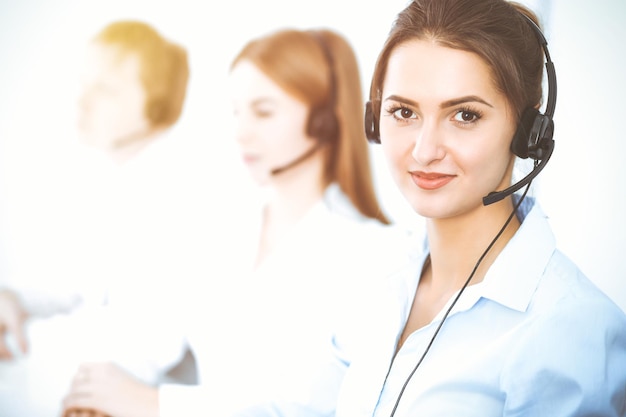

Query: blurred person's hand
<box><xmin>63</xmin><ymin>407</ymin><xmax>109</xmax><ymax>417</ymax></box>
<box><xmin>62</xmin><ymin>362</ymin><xmax>159</xmax><ymax>417</ymax></box>
<box><xmin>0</xmin><ymin>288</ymin><xmax>28</xmax><ymax>359</ymax></box>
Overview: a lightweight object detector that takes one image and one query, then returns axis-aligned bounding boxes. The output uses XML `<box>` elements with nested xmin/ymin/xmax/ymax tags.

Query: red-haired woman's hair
<box><xmin>232</xmin><ymin>28</ymin><xmax>389</xmax><ymax>224</ymax></box>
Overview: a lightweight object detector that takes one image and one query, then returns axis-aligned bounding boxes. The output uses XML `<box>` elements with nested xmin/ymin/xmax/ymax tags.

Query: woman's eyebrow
<box><xmin>383</xmin><ymin>94</ymin><xmax>493</xmax><ymax>109</ymax></box>
<box><xmin>383</xmin><ymin>94</ymin><xmax>418</xmax><ymax>107</ymax></box>
<box><xmin>440</xmin><ymin>95</ymin><xmax>493</xmax><ymax>108</ymax></box>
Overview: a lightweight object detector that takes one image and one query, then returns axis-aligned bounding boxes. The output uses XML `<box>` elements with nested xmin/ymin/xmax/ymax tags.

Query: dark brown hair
<box><xmin>369</xmin><ymin>0</ymin><xmax>544</xmax><ymax>123</ymax></box>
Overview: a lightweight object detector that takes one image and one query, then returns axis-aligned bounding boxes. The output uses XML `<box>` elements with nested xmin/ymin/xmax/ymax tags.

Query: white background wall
<box><xmin>0</xmin><ymin>0</ymin><xmax>624</xmax><ymax>311</ymax></box>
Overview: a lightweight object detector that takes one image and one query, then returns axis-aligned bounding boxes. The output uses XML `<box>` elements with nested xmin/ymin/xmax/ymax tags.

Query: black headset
<box><xmin>364</xmin><ymin>13</ymin><xmax>557</xmax><ymax>205</ymax></box>
<box><xmin>510</xmin><ymin>17</ymin><xmax>557</xmax><ymax>161</ymax></box>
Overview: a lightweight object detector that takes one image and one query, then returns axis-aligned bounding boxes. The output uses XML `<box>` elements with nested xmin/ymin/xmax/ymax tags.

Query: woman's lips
<box><xmin>410</xmin><ymin>171</ymin><xmax>455</xmax><ymax>190</ymax></box>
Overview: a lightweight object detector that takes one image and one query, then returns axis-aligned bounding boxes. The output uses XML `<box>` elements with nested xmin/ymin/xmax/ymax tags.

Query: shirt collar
<box><xmin>479</xmin><ymin>198</ymin><xmax>556</xmax><ymax>312</ymax></box>
<box><xmin>393</xmin><ymin>197</ymin><xmax>557</xmax><ymax>318</ymax></box>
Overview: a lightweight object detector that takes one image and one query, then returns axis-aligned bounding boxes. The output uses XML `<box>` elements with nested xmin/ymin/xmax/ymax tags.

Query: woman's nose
<box><xmin>233</xmin><ymin>117</ymin><xmax>255</xmax><ymax>145</ymax></box>
<box><xmin>411</xmin><ymin>122</ymin><xmax>445</xmax><ymax>165</ymax></box>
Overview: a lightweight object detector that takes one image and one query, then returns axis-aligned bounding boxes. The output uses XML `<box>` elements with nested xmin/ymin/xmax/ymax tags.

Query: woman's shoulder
<box><xmin>521</xmin><ymin>248</ymin><xmax>626</xmax><ymax>349</ymax></box>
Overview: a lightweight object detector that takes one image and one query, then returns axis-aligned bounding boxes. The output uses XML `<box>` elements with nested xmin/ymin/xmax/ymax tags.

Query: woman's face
<box><xmin>77</xmin><ymin>42</ymin><xmax>150</xmax><ymax>150</ymax></box>
<box><xmin>379</xmin><ymin>39</ymin><xmax>517</xmax><ymax>220</ymax></box>
<box><xmin>229</xmin><ymin>60</ymin><xmax>316</xmax><ymax>185</ymax></box>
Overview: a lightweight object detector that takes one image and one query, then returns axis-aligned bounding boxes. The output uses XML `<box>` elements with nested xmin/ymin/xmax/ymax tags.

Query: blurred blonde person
<box><xmin>61</xmin><ymin>28</ymin><xmax>409</xmax><ymax>417</ymax></box>
<box><xmin>0</xmin><ymin>20</ymin><xmax>197</xmax><ymax>417</ymax></box>
<box><xmin>77</xmin><ymin>20</ymin><xmax>188</xmax><ymax>162</ymax></box>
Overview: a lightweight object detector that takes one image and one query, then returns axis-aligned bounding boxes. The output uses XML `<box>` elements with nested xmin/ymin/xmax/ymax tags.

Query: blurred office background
<box><xmin>0</xmin><ymin>0</ymin><xmax>624</xmax><ymax>312</ymax></box>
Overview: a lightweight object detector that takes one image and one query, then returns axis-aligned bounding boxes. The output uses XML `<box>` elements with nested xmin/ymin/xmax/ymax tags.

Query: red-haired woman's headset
<box><xmin>270</xmin><ymin>31</ymin><xmax>339</xmax><ymax>176</ymax></box>
<box><xmin>364</xmin><ymin>14</ymin><xmax>557</xmax><ymax>206</ymax></box>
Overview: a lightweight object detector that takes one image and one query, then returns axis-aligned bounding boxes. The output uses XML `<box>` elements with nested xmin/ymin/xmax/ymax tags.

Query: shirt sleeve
<box><xmin>158</xmin><ymin>339</ymin><xmax>349</xmax><ymax>417</ymax></box>
<box><xmin>158</xmin><ymin>383</ymin><xmax>314</xmax><ymax>417</ymax></box>
<box><xmin>10</xmin><ymin>286</ymin><xmax>84</xmax><ymax>318</ymax></box>
<box><xmin>227</xmin><ymin>225</ymin><xmax>411</xmax><ymax>417</ymax></box>
<box><xmin>223</xmin><ymin>302</ymin><xmax>357</xmax><ymax>417</ymax></box>
<box><xmin>1</xmin><ymin>268</ymin><xmax>109</xmax><ymax>318</ymax></box>
<box><xmin>159</xmin><ymin>384</ymin><xmax>211</xmax><ymax>417</ymax></box>
<box><xmin>90</xmin><ymin>302</ymin><xmax>190</xmax><ymax>385</ymax></box>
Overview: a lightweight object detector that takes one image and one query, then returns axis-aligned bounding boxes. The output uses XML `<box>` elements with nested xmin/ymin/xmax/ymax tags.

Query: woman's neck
<box><xmin>254</xmin><ymin>154</ymin><xmax>327</xmax><ymax>268</ymax></box>
<box><xmin>396</xmin><ymin>198</ymin><xmax>522</xmax><ymax>349</ymax></box>
<box><xmin>424</xmin><ymin>199</ymin><xmax>521</xmax><ymax>293</ymax></box>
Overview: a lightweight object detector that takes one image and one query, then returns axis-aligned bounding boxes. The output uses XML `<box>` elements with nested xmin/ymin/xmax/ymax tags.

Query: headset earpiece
<box><xmin>511</xmin><ymin>107</ymin><xmax>540</xmax><ymax>159</ymax></box>
<box><xmin>307</xmin><ymin>105</ymin><xmax>339</xmax><ymax>143</ymax></box>
<box><xmin>511</xmin><ymin>107</ymin><xmax>554</xmax><ymax>160</ymax></box>
<box><xmin>364</xmin><ymin>101</ymin><xmax>380</xmax><ymax>144</ymax></box>
<box><xmin>529</xmin><ymin>112</ymin><xmax>554</xmax><ymax>160</ymax></box>
<box><xmin>306</xmin><ymin>31</ymin><xmax>340</xmax><ymax>144</ymax></box>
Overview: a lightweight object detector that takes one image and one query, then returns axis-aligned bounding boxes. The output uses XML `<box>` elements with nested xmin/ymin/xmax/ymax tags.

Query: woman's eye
<box><xmin>453</xmin><ymin>110</ymin><xmax>480</xmax><ymax>123</ymax></box>
<box><xmin>255</xmin><ymin>108</ymin><xmax>273</xmax><ymax>118</ymax></box>
<box><xmin>393</xmin><ymin>107</ymin><xmax>415</xmax><ymax>120</ymax></box>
